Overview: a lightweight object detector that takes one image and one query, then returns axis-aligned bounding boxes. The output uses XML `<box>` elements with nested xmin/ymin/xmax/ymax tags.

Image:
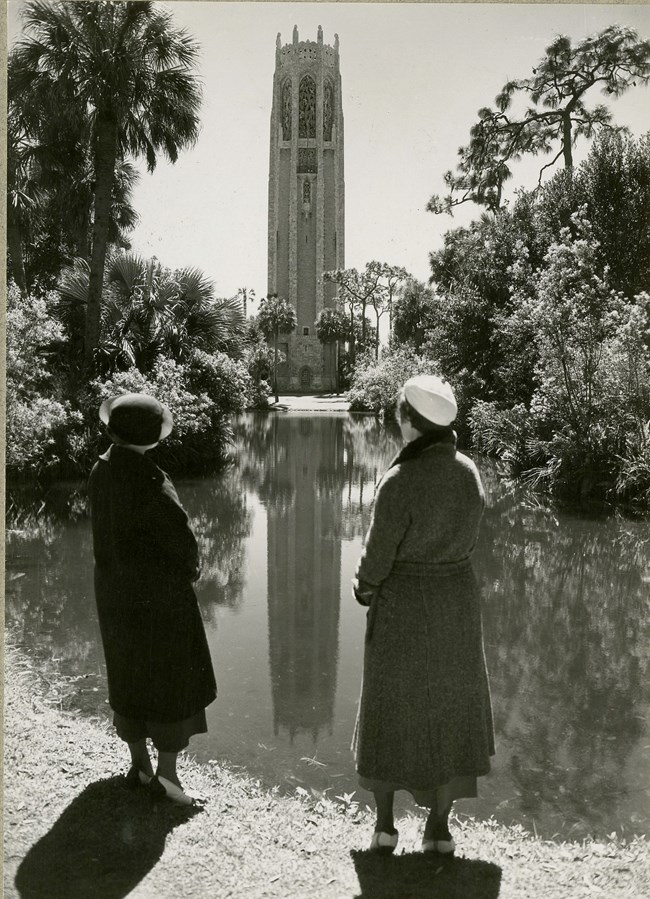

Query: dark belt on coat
<box><xmin>391</xmin><ymin>558</ymin><xmax>473</xmax><ymax>576</ymax></box>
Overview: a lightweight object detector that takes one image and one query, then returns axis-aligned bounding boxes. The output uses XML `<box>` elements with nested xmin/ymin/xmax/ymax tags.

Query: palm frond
<box><xmin>58</xmin><ymin>257</ymin><xmax>90</xmax><ymax>305</ymax></box>
<box><xmin>176</xmin><ymin>267</ymin><xmax>215</xmax><ymax>306</ymax></box>
<box><xmin>108</xmin><ymin>251</ymin><xmax>147</xmax><ymax>297</ymax></box>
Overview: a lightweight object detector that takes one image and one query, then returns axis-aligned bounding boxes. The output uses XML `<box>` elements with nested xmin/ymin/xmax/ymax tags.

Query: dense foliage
<box><xmin>6</xmin><ymin>283</ymin><xmax>82</xmax><ymax>479</ymax></box>
<box><xmin>350</xmin><ymin>132</ymin><xmax>650</xmax><ymax>506</ymax></box>
<box><xmin>347</xmin><ymin>347</ymin><xmax>437</xmax><ymax>417</ymax></box>
<box><xmin>6</xmin><ymin>2</ymin><xmax>267</xmax><ymax>485</ymax></box>
<box><xmin>9</xmin><ymin>0</ymin><xmax>202</xmax><ymax>370</ymax></box>
<box><xmin>6</xmin><ymin>263</ymin><xmax>263</xmax><ymax>481</ymax></box>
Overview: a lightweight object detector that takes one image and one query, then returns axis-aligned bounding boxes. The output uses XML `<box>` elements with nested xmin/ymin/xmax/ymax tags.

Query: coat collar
<box><xmin>99</xmin><ymin>444</ymin><xmax>161</xmax><ymax>477</ymax></box>
<box><xmin>389</xmin><ymin>429</ymin><xmax>457</xmax><ymax>469</ymax></box>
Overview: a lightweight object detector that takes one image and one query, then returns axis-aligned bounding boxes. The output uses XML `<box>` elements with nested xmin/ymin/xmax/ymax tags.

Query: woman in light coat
<box><xmin>352</xmin><ymin>375</ymin><xmax>494</xmax><ymax>854</ymax></box>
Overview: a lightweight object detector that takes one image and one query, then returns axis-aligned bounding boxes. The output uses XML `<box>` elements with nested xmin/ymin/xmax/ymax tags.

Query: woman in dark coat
<box><xmin>352</xmin><ymin>375</ymin><xmax>494</xmax><ymax>854</ymax></box>
<box><xmin>88</xmin><ymin>393</ymin><xmax>217</xmax><ymax>806</ymax></box>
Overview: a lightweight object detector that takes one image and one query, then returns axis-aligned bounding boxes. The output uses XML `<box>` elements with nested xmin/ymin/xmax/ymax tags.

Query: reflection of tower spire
<box><xmin>267</xmin><ymin>416</ymin><xmax>344</xmax><ymax>742</ymax></box>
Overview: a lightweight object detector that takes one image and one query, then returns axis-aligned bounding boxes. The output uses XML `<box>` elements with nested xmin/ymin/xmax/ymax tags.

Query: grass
<box><xmin>4</xmin><ymin>640</ymin><xmax>650</xmax><ymax>899</ymax></box>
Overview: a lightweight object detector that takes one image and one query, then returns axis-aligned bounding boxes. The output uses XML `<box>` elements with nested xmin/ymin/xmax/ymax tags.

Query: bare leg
<box><xmin>374</xmin><ymin>790</ymin><xmax>397</xmax><ymax>835</ymax></box>
<box><xmin>156</xmin><ymin>751</ymin><xmax>182</xmax><ymax>789</ymax></box>
<box><xmin>128</xmin><ymin>739</ymin><xmax>154</xmax><ymax>777</ymax></box>
<box><xmin>424</xmin><ymin>802</ymin><xmax>452</xmax><ymax>840</ymax></box>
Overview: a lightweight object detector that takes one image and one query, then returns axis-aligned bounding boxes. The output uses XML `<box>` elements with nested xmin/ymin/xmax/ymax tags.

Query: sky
<box><xmin>7</xmin><ymin>1</ymin><xmax>650</xmax><ymax>307</ymax></box>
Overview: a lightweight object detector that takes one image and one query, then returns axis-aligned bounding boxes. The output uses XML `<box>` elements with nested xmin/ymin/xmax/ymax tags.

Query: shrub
<box><xmin>470</xmin><ymin>283</ymin><xmax>650</xmax><ymax>504</ymax></box>
<box><xmin>469</xmin><ymin>401</ymin><xmax>533</xmax><ymax>471</ymax></box>
<box><xmin>504</xmin><ymin>219</ymin><xmax>650</xmax><ymax>502</ymax></box>
<box><xmin>6</xmin><ymin>283</ymin><xmax>82</xmax><ymax>479</ymax></box>
<box><xmin>615</xmin><ymin>423</ymin><xmax>650</xmax><ymax>508</ymax></box>
<box><xmin>347</xmin><ymin>347</ymin><xmax>438</xmax><ymax>417</ymax></box>
<box><xmin>185</xmin><ymin>350</ymin><xmax>251</xmax><ymax>416</ymax></box>
<box><xmin>91</xmin><ymin>356</ymin><xmax>235</xmax><ymax>476</ymax></box>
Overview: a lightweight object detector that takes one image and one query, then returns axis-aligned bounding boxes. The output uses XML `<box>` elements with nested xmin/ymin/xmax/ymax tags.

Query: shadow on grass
<box><xmin>15</xmin><ymin>775</ymin><xmax>202</xmax><ymax>899</ymax></box>
<box><xmin>351</xmin><ymin>849</ymin><xmax>502</xmax><ymax>898</ymax></box>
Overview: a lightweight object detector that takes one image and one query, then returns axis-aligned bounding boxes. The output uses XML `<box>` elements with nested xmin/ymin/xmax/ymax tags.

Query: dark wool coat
<box><xmin>353</xmin><ymin>440</ymin><xmax>495</xmax><ymax>794</ymax></box>
<box><xmin>88</xmin><ymin>446</ymin><xmax>217</xmax><ymax>723</ymax></box>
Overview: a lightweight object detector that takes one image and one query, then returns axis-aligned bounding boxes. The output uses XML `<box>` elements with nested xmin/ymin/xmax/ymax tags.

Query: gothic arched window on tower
<box><xmin>299</xmin><ymin>76</ymin><xmax>316</xmax><ymax>138</ymax></box>
<box><xmin>281</xmin><ymin>79</ymin><xmax>292</xmax><ymax>140</ymax></box>
<box><xmin>323</xmin><ymin>82</ymin><xmax>333</xmax><ymax>141</ymax></box>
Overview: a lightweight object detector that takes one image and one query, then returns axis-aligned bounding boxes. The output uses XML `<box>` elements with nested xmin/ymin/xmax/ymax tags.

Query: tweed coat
<box><xmin>353</xmin><ymin>438</ymin><xmax>495</xmax><ymax>796</ymax></box>
<box><xmin>88</xmin><ymin>446</ymin><xmax>217</xmax><ymax>723</ymax></box>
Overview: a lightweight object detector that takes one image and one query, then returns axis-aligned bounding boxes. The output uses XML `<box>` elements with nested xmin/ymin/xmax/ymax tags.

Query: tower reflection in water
<box><xmin>265</xmin><ymin>415</ymin><xmax>345</xmax><ymax>744</ymax></box>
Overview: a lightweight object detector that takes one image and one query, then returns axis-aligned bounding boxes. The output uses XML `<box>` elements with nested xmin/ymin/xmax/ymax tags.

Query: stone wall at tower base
<box><xmin>276</xmin><ymin>335</ymin><xmax>337</xmax><ymax>393</ymax></box>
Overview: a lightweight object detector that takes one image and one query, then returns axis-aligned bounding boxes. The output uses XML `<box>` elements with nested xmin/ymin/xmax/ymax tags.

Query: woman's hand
<box><xmin>352</xmin><ymin>577</ymin><xmax>375</xmax><ymax>606</ymax></box>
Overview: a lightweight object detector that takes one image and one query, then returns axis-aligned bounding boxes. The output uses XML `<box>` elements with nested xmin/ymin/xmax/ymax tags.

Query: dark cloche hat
<box><xmin>99</xmin><ymin>393</ymin><xmax>173</xmax><ymax>447</ymax></box>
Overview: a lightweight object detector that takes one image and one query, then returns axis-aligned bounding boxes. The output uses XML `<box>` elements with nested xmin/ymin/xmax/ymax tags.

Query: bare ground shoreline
<box><xmin>4</xmin><ymin>640</ymin><xmax>649</xmax><ymax>899</ymax></box>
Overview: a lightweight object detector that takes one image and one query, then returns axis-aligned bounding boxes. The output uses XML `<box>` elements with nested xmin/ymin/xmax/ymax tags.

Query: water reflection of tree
<box><xmin>340</xmin><ymin>416</ymin><xmax>400</xmax><ymax>540</ymax></box>
<box><xmin>5</xmin><ymin>490</ymin><xmax>102</xmax><ymax>674</ymax></box>
<box><xmin>476</xmin><ymin>469</ymin><xmax>650</xmax><ymax>835</ymax></box>
<box><xmin>177</xmin><ymin>471</ymin><xmax>253</xmax><ymax>619</ymax></box>
<box><xmin>233</xmin><ymin>413</ymin><xmax>296</xmax><ymax>512</ymax></box>
<box><xmin>6</xmin><ymin>458</ymin><xmax>256</xmax><ymax>655</ymax></box>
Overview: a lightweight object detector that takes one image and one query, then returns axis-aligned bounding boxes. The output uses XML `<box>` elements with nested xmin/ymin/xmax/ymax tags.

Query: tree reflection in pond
<box><xmin>340</xmin><ymin>416</ymin><xmax>397</xmax><ymax>541</ymax></box>
<box><xmin>180</xmin><ymin>472</ymin><xmax>253</xmax><ymax>619</ymax></box>
<box><xmin>6</xmin><ymin>487</ymin><xmax>99</xmax><ymax>668</ymax></box>
<box><xmin>476</xmin><ymin>467</ymin><xmax>650</xmax><ymax>837</ymax></box>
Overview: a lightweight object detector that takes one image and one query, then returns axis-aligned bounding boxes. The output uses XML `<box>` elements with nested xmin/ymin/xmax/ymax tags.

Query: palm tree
<box><xmin>257</xmin><ymin>295</ymin><xmax>297</xmax><ymax>403</ymax></box>
<box><xmin>11</xmin><ymin>1</ymin><xmax>202</xmax><ymax>372</ymax></box>
<box><xmin>6</xmin><ymin>112</ymin><xmax>42</xmax><ymax>294</ymax></box>
<box><xmin>237</xmin><ymin>287</ymin><xmax>256</xmax><ymax>319</ymax></box>
<box><xmin>59</xmin><ymin>252</ymin><xmax>246</xmax><ymax>376</ymax></box>
<box><xmin>315</xmin><ymin>307</ymin><xmax>349</xmax><ymax>393</ymax></box>
<box><xmin>8</xmin><ymin>50</ymin><xmax>141</xmax><ymax>290</ymax></box>
<box><xmin>164</xmin><ymin>267</ymin><xmax>247</xmax><ymax>363</ymax></box>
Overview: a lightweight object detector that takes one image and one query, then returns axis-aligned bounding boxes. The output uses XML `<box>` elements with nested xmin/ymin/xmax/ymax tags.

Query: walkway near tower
<box><xmin>267</xmin><ymin>393</ymin><xmax>351</xmax><ymax>412</ymax></box>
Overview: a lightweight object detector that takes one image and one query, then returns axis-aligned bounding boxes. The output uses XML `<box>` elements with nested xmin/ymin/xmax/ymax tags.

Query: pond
<box><xmin>5</xmin><ymin>412</ymin><xmax>650</xmax><ymax>841</ymax></box>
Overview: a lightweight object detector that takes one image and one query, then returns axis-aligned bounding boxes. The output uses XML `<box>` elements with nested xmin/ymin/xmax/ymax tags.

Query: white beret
<box><xmin>403</xmin><ymin>375</ymin><xmax>457</xmax><ymax>426</ymax></box>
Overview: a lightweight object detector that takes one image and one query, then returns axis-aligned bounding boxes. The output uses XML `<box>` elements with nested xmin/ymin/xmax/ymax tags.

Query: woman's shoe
<box><xmin>369</xmin><ymin>830</ymin><xmax>399</xmax><ymax>853</ymax></box>
<box><xmin>149</xmin><ymin>774</ymin><xmax>198</xmax><ymax>807</ymax></box>
<box><xmin>125</xmin><ymin>766</ymin><xmax>153</xmax><ymax>789</ymax></box>
<box><xmin>421</xmin><ymin>836</ymin><xmax>455</xmax><ymax>855</ymax></box>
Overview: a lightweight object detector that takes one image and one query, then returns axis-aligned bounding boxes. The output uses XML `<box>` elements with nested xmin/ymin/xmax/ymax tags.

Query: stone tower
<box><xmin>268</xmin><ymin>26</ymin><xmax>345</xmax><ymax>392</ymax></box>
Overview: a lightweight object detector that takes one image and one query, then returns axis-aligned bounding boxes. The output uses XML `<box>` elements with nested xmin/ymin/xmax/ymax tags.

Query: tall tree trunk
<box><xmin>7</xmin><ymin>217</ymin><xmax>27</xmax><ymax>295</ymax></box>
<box><xmin>75</xmin><ymin>204</ymin><xmax>92</xmax><ymax>261</ymax></box>
<box><xmin>84</xmin><ymin>115</ymin><xmax>118</xmax><ymax>373</ymax></box>
<box><xmin>273</xmin><ymin>330</ymin><xmax>279</xmax><ymax>403</ymax></box>
<box><xmin>335</xmin><ymin>340</ymin><xmax>340</xmax><ymax>394</ymax></box>
<box><xmin>562</xmin><ymin>111</ymin><xmax>574</xmax><ymax>169</ymax></box>
<box><xmin>349</xmin><ymin>303</ymin><xmax>356</xmax><ymax>364</ymax></box>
